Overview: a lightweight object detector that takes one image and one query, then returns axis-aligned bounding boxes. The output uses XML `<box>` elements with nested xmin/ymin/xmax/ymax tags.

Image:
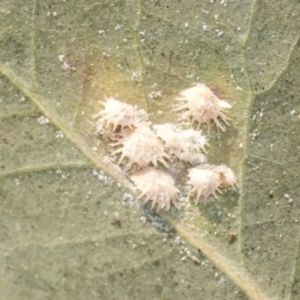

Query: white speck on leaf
<box><xmin>58</xmin><ymin>54</ymin><xmax>64</xmax><ymax>62</ymax></box>
<box><xmin>56</xmin><ymin>131</ymin><xmax>64</xmax><ymax>138</ymax></box>
<box><xmin>37</xmin><ymin>116</ymin><xmax>50</xmax><ymax>125</ymax></box>
<box><xmin>149</xmin><ymin>91</ymin><xmax>162</xmax><ymax>99</ymax></box>
<box><xmin>216</xmin><ymin>29</ymin><xmax>223</xmax><ymax>37</ymax></box>
<box><xmin>115</xmin><ymin>24</ymin><xmax>122</xmax><ymax>30</ymax></box>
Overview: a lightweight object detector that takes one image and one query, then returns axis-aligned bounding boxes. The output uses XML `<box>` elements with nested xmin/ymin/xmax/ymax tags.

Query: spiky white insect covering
<box><xmin>130</xmin><ymin>167</ymin><xmax>179</xmax><ymax>210</ymax></box>
<box><xmin>94</xmin><ymin>98</ymin><xmax>148</xmax><ymax>131</ymax></box>
<box><xmin>176</xmin><ymin>84</ymin><xmax>231</xmax><ymax>131</ymax></box>
<box><xmin>214</xmin><ymin>165</ymin><xmax>237</xmax><ymax>189</ymax></box>
<box><xmin>94</xmin><ymin>84</ymin><xmax>237</xmax><ymax>211</ymax></box>
<box><xmin>179</xmin><ymin>128</ymin><xmax>208</xmax><ymax>153</ymax></box>
<box><xmin>187</xmin><ymin>164</ymin><xmax>237</xmax><ymax>202</ymax></box>
<box><xmin>112</xmin><ymin>125</ymin><xmax>170</xmax><ymax>168</ymax></box>
<box><xmin>187</xmin><ymin>167</ymin><xmax>222</xmax><ymax>202</ymax></box>
<box><xmin>153</xmin><ymin>123</ymin><xmax>208</xmax><ymax>163</ymax></box>
<box><xmin>153</xmin><ymin>123</ymin><xmax>186</xmax><ymax>159</ymax></box>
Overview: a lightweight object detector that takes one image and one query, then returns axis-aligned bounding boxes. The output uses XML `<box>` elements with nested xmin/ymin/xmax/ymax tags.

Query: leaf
<box><xmin>1</xmin><ymin>1</ymin><xmax>300</xmax><ymax>299</ymax></box>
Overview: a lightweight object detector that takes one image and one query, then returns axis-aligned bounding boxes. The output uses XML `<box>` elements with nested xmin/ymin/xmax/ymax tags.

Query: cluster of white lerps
<box><xmin>95</xmin><ymin>84</ymin><xmax>236</xmax><ymax>210</ymax></box>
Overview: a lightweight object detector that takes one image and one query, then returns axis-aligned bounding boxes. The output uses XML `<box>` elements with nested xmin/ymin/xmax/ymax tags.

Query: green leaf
<box><xmin>1</xmin><ymin>1</ymin><xmax>300</xmax><ymax>299</ymax></box>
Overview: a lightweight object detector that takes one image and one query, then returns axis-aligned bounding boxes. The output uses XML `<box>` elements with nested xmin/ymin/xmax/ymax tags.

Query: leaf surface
<box><xmin>1</xmin><ymin>1</ymin><xmax>300</xmax><ymax>299</ymax></box>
